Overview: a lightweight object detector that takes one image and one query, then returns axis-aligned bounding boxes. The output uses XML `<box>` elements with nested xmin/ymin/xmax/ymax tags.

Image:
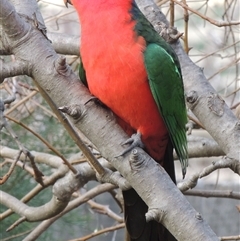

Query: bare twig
<box><xmin>184</xmin><ymin>189</ymin><xmax>240</xmax><ymax>200</ymax></box>
<box><xmin>5</xmin><ymin>90</ymin><xmax>38</xmax><ymax>115</ymax></box>
<box><xmin>34</xmin><ymin>80</ymin><xmax>104</xmax><ymax>176</ymax></box>
<box><xmin>207</xmin><ymin>57</ymin><xmax>240</xmax><ymax>81</ymax></box>
<box><xmin>219</xmin><ymin>235</ymin><xmax>240</xmax><ymax>240</ymax></box>
<box><xmin>156</xmin><ymin>0</ymin><xmax>169</xmax><ymax>7</ymax></box>
<box><xmin>169</xmin><ymin>0</ymin><xmax>174</xmax><ymax>27</ymax></box>
<box><xmin>182</xmin><ymin>0</ymin><xmax>190</xmax><ymax>54</ymax></box>
<box><xmin>172</xmin><ymin>0</ymin><xmax>240</xmax><ymax>27</ymax></box>
<box><xmin>0</xmin><ymin>145</ymin><xmax>62</xmax><ymax>168</ymax></box>
<box><xmin>6</xmin><ymin>217</ymin><xmax>27</xmax><ymax>232</ymax></box>
<box><xmin>5</xmin><ymin>114</ymin><xmax>77</xmax><ymax>174</ymax></box>
<box><xmin>178</xmin><ymin>156</ymin><xmax>239</xmax><ymax>192</ymax></box>
<box><xmin>200</xmin><ymin>157</ymin><xmax>240</xmax><ymax>177</ymax></box>
<box><xmin>1</xmin><ymin>229</ymin><xmax>33</xmax><ymax>241</ymax></box>
<box><xmin>87</xmin><ymin>199</ymin><xmax>123</xmax><ymax>223</ymax></box>
<box><xmin>2</xmin><ymin>112</ymin><xmax>45</xmax><ymax>184</ymax></box>
<box><xmin>68</xmin><ymin>223</ymin><xmax>125</xmax><ymax>241</ymax></box>
<box><xmin>23</xmin><ymin>150</ymin><xmax>44</xmax><ymax>185</ymax></box>
<box><xmin>0</xmin><ymin>158</ymin><xmax>19</xmax><ymax>184</ymax></box>
<box><xmin>187</xmin><ymin>113</ymin><xmax>205</xmax><ymax>129</ymax></box>
<box><xmin>22</xmin><ymin>183</ymin><xmax>116</xmax><ymax>241</ymax></box>
<box><xmin>195</xmin><ymin>40</ymin><xmax>240</xmax><ymax>64</ymax></box>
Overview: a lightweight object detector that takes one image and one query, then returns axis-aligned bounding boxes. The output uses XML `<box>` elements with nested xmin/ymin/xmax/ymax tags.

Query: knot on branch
<box><xmin>59</xmin><ymin>105</ymin><xmax>82</xmax><ymax>120</ymax></box>
<box><xmin>54</xmin><ymin>56</ymin><xmax>72</xmax><ymax>76</ymax></box>
<box><xmin>195</xmin><ymin>212</ymin><xmax>203</xmax><ymax>221</ymax></box>
<box><xmin>159</xmin><ymin>22</ymin><xmax>183</xmax><ymax>43</ymax></box>
<box><xmin>146</xmin><ymin>208</ymin><xmax>165</xmax><ymax>223</ymax></box>
<box><xmin>234</xmin><ymin>121</ymin><xmax>240</xmax><ymax>130</ymax></box>
<box><xmin>129</xmin><ymin>149</ymin><xmax>145</xmax><ymax>171</ymax></box>
<box><xmin>0</xmin><ymin>99</ymin><xmax>5</xmax><ymax>112</ymax></box>
<box><xmin>207</xmin><ymin>92</ymin><xmax>225</xmax><ymax>116</ymax></box>
<box><xmin>186</xmin><ymin>90</ymin><xmax>199</xmax><ymax>109</ymax></box>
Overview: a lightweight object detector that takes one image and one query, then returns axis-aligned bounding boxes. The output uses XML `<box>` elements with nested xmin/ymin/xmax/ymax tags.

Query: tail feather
<box><xmin>123</xmin><ymin>140</ymin><xmax>177</xmax><ymax>241</ymax></box>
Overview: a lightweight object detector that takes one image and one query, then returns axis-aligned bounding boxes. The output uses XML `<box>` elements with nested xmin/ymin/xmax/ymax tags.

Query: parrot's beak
<box><xmin>64</xmin><ymin>0</ymin><xmax>72</xmax><ymax>7</ymax></box>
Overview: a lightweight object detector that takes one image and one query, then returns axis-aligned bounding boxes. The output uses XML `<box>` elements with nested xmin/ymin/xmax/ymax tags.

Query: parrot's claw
<box><xmin>64</xmin><ymin>0</ymin><xmax>72</xmax><ymax>7</ymax></box>
<box><xmin>116</xmin><ymin>132</ymin><xmax>144</xmax><ymax>157</ymax></box>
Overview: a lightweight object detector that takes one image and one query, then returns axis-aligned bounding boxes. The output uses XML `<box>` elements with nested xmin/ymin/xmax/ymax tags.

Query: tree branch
<box><xmin>47</xmin><ymin>32</ymin><xmax>80</xmax><ymax>56</ymax></box>
<box><xmin>69</xmin><ymin>223</ymin><xmax>125</xmax><ymax>241</ymax></box>
<box><xmin>22</xmin><ymin>183</ymin><xmax>116</xmax><ymax>241</ymax></box>
<box><xmin>0</xmin><ymin>59</ymin><xmax>30</xmax><ymax>82</ymax></box>
<box><xmin>219</xmin><ymin>235</ymin><xmax>240</xmax><ymax>241</ymax></box>
<box><xmin>183</xmin><ymin>135</ymin><xmax>224</xmax><ymax>159</ymax></box>
<box><xmin>184</xmin><ymin>189</ymin><xmax>240</xmax><ymax>200</ymax></box>
<box><xmin>0</xmin><ymin>159</ymin><xmax>99</xmax><ymax>224</ymax></box>
<box><xmin>0</xmin><ymin>190</ymin><xmax>68</xmax><ymax>222</ymax></box>
<box><xmin>0</xmin><ymin>146</ymin><xmax>114</xmax><ymax>222</ymax></box>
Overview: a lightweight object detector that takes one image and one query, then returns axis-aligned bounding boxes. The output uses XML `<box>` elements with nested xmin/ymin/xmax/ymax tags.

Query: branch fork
<box><xmin>59</xmin><ymin>104</ymin><xmax>84</xmax><ymax>121</ymax></box>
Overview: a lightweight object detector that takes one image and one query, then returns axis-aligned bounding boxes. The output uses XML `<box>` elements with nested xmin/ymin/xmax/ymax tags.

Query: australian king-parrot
<box><xmin>64</xmin><ymin>0</ymin><xmax>188</xmax><ymax>240</ymax></box>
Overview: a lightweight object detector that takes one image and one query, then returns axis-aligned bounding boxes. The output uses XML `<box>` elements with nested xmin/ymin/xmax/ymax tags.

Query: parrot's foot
<box><xmin>64</xmin><ymin>0</ymin><xmax>72</xmax><ymax>7</ymax></box>
<box><xmin>117</xmin><ymin>132</ymin><xmax>144</xmax><ymax>157</ymax></box>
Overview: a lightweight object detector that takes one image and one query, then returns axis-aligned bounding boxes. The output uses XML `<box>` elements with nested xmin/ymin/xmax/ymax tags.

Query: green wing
<box><xmin>79</xmin><ymin>55</ymin><xmax>88</xmax><ymax>87</ymax></box>
<box><xmin>131</xmin><ymin>1</ymin><xmax>182</xmax><ymax>76</ymax></box>
<box><xmin>144</xmin><ymin>43</ymin><xmax>188</xmax><ymax>177</ymax></box>
<box><xmin>130</xmin><ymin>2</ymin><xmax>187</xmax><ymax>176</ymax></box>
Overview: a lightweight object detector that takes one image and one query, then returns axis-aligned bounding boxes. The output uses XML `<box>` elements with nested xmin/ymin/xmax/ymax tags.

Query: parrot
<box><xmin>64</xmin><ymin>0</ymin><xmax>188</xmax><ymax>240</ymax></box>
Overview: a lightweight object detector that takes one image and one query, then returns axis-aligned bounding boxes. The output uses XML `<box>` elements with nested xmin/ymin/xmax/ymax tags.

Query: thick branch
<box><xmin>0</xmin><ymin>191</ymin><xmax>68</xmax><ymax>222</ymax></box>
<box><xmin>0</xmin><ymin>59</ymin><xmax>30</xmax><ymax>82</ymax></box>
<box><xmin>186</xmin><ymin>135</ymin><xmax>224</xmax><ymax>158</ymax></box>
<box><xmin>0</xmin><ymin>146</ymin><xmax>114</xmax><ymax>221</ymax></box>
<box><xmin>0</xmin><ymin>158</ymin><xmax>106</xmax><ymax>223</ymax></box>
<box><xmin>47</xmin><ymin>32</ymin><xmax>80</xmax><ymax>56</ymax></box>
<box><xmin>0</xmin><ymin>145</ymin><xmax>62</xmax><ymax>168</ymax></box>
<box><xmin>23</xmin><ymin>183</ymin><xmax>116</xmax><ymax>241</ymax></box>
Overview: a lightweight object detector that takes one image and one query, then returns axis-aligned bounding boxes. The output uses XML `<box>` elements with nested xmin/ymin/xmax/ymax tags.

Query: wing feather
<box><xmin>144</xmin><ymin>43</ymin><xmax>188</xmax><ymax>177</ymax></box>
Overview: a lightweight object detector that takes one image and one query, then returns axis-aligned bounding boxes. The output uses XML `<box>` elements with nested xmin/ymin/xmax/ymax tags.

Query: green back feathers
<box><xmin>130</xmin><ymin>1</ymin><xmax>181</xmax><ymax>75</ymax></box>
<box><xmin>144</xmin><ymin>44</ymin><xmax>188</xmax><ymax>177</ymax></box>
<box><xmin>130</xmin><ymin>1</ymin><xmax>188</xmax><ymax>177</ymax></box>
<box><xmin>79</xmin><ymin>55</ymin><xmax>88</xmax><ymax>87</ymax></box>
